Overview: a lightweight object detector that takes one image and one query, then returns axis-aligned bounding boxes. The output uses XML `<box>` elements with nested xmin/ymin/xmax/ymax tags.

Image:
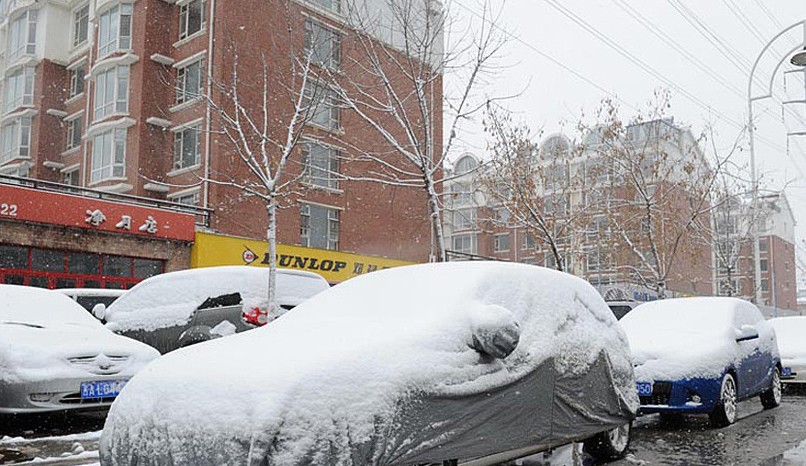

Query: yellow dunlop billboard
<box><xmin>191</xmin><ymin>232</ymin><xmax>416</xmax><ymax>283</ymax></box>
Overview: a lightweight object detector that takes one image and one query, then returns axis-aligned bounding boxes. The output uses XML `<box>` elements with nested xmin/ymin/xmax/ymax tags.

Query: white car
<box><xmin>0</xmin><ymin>285</ymin><xmax>159</xmax><ymax>415</ymax></box>
<box><xmin>55</xmin><ymin>288</ymin><xmax>127</xmax><ymax>316</ymax></box>
<box><xmin>101</xmin><ymin>262</ymin><xmax>637</xmax><ymax>465</ymax></box>
<box><xmin>769</xmin><ymin>316</ymin><xmax>806</xmax><ymax>385</ymax></box>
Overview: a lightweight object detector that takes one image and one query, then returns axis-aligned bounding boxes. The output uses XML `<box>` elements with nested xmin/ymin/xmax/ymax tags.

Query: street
<box><xmin>3</xmin><ymin>390</ymin><xmax>806</xmax><ymax>466</ymax></box>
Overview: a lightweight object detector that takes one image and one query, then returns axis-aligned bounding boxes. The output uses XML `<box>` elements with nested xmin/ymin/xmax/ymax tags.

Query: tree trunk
<box><xmin>426</xmin><ymin>177</ymin><xmax>446</xmax><ymax>262</ymax></box>
<box><xmin>266</xmin><ymin>197</ymin><xmax>279</xmax><ymax>319</ymax></box>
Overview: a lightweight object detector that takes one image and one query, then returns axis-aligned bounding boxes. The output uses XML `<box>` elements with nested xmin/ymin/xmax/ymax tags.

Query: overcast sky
<box><xmin>449</xmin><ymin>0</ymin><xmax>806</xmax><ymax>280</ymax></box>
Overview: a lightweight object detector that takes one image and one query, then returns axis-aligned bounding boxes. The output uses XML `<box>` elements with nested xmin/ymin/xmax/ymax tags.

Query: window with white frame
<box><xmin>451</xmin><ymin>182</ymin><xmax>473</xmax><ymax>205</ymax></box>
<box><xmin>300</xmin><ymin>203</ymin><xmax>339</xmax><ymax>250</ymax></box>
<box><xmin>97</xmin><ymin>4</ymin><xmax>132</xmax><ymax>58</ymax></box>
<box><xmin>179</xmin><ymin>0</ymin><xmax>205</xmax><ymax>39</ymax></box>
<box><xmin>69</xmin><ymin>64</ymin><xmax>86</xmax><ymax>99</ymax></box>
<box><xmin>7</xmin><ymin>10</ymin><xmax>37</xmax><ymax>63</ymax></box>
<box><xmin>94</xmin><ymin>65</ymin><xmax>129</xmax><ymax>120</ymax></box>
<box><xmin>66</xmin><ymin>116</ymin><xmax>83</xmax><ymax>150</ymax></box>
<box><xmin>452</xmin><ymin>234</ymin><xmax>477</xmax><ymax>255</ymax></box>
<box><xmin>176</xmin><ymin>58</ymin><xmax>204</xmax><ymax>104</ymax></box>
<box><xmin>304</xmin><ymin>19</ymin><xmax>340</xmax><ymax>68</ymax></box>
<box><xmin>73</xmin><ymin>4</ymin><xmax>89</xmax><ymax>48</ymax></box>
<box><xmin>3</xmin><ymin>66</ymin><xmax>35</xmax><ymax>113</ymax></box>
<box><xmin>452</xmin><ymin>207</ymin><xmax>476</xmax><ymax>230</ymax></box>
<box><xmin>0</xmin><ymin>117</ymin><xmax>31</xmax><ymax>164</ymax></box>
<box><xmin>521</xmin><ymin>233</ymin><xmax>536</xmax><ymax>251</ymax></box>
<box><xmin>302</xmin><ymin>142</ymin><xmax>339</xmax><ymax>189</ymax></box>
<box><xmin>91</xmin><ymin>128</ymin><xmax>126</xmax><ymax>183</ymax></box>
<box><xmin>718</xmin><ymin>278</ymin><xmax>740</xmax><ymax>296</ymax></box>
<box><xmin>307</xmin><ymin>0</ymin><xmax>340</xmax><ymax>13</ymax></box>
<box><xmin>172</xmin><ymin>190</ymin><xmax>200</xmax><ymax>206</ymax></box>
<box><xmin>303</xmin><ymin>82</ymin><xmax>339</xmax><ymax>130</ymax></box>
<box><xmin>173</xmin><ymin>124</ymin><xmax>201</xmax><ymax>170</ymax></box>
<box><xmin>493</xmin><ymin>233</ymin><xmax>510</xmax><ymax>253</ymax></box>
<box><xmin>63</xmin><ymin>168</ymin><xmax>80</xmax><ymax>186</ymax></box>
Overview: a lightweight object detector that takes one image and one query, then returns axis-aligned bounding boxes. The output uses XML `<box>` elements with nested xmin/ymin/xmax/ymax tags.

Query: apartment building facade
<box><xmin>444</xmin><ymin>119</ymin><xmax>714</xmax><ymax>300</ymax></box>
<box><xmin>0</xmin><ymin>0</ymin><xmax>438</xmax><ymax>287</ymax></box>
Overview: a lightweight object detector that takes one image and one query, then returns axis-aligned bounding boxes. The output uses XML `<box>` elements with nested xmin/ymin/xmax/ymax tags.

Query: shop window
<box><xmin>105</xmin><ymin>281</ymin><xmax>124</xmax><ymax>289</ymax></box>
<box><xmin>104</xmin><ymin>256</ymin><xmax>132</xmax><ymax>277</ymax></box>
<box><xmin>179</xmin><ymin>0</ymin><xmax>205</xmax><ymax>39</ymax></box>
<box><xmin>3</xmin><ymin>275</ymin><xmax>24</xmax><ymax>285</ymax></box>
<box><xmin>56</xmin><ymin>278</ymin><xmax>77</xmax><ymax>288</ymax></box>
<box><xmin>134</xmin><ymin>258</ymin><xmax>162</xmax><ymax>279</ymax></box>
<box><xmin>32</xmin><ymin>249</ymin><xmax>65</xmax><ymax>272</ymax></box>
<box><xmin>69</xmin><ymin>252</ymin><xmax>100</xmax><ymax>275</ymax></box>
<box><xmin>29</xmin><ymin>276</ymin><xmax>49</xmax><ymax>288</ymax></box>
<box><xmin>84</xmin><ymin>280</ymin><xmax>101</xmax><ymax>288</ymax></box>
<box><xmin>0</xmin><ymin>245</ymin><xmax>28</xmax><ymax>269</ymax></box>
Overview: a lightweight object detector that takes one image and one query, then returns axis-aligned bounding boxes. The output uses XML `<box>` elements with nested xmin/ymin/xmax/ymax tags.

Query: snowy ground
<box><xmin>3</xmin><ymin>390</ymin><xmax>806</xmax><ymax>465</ymax></box>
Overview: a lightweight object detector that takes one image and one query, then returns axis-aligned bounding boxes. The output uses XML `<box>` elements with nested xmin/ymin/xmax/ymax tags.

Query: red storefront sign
<box><xmin>0</xmin><ymin>184</ymin><xmax>195</xmax><ymax>241</ymax></box>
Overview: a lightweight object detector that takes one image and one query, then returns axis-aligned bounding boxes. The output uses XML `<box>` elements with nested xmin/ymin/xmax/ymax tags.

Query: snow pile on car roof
<box><xmin>0</xmin><ymin>285</ymin><xmax>159</xmax><ymax>384</ymax></box>
<box><xmin>621</xmin><ymin>297</ymin><xmax>778</xmax><ymax>381</ymax></box>
<box><xmin>101</xmin><ymin>262</ymin><xmax>636</xmax><ymax>464</ymax></box>
<box><xmin>104</xmin><ymin>266</ymin><xmax>329</xmax><ymax>332</ymax></box>
<box><xmin>770</xmin><ymin>316</ymin><xmax>806</xmax><ymax>359</ymax></box>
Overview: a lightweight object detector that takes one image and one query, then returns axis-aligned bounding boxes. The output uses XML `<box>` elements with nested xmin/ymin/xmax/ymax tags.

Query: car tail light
<box><xmin>242</xmin><ymin>307</ymin><xmax>268</xmax><ymax>326</ymax></box>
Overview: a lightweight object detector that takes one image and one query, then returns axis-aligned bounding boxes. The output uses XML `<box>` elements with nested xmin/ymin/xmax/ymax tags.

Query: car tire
<box><xmin>582</xmin><ymin>422</ymin><xmax>631</xmax><ymax>461</ymax></box>
<box><xmin>760</xmin><ymin>366</ymin><xmax>782</xmax><ymax>410</ymax></box>
<box><xmin>709</xmin><ymin>373</ymin><xmax>738</xmax><ymax>428</ymax></box>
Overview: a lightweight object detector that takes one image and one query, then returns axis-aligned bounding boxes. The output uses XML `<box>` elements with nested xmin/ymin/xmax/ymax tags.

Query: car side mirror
<box><xmin>469</xmin><ymin>304</ymin><xmax>520</xmax><ymax>359</ymax></box>
<box><xmin>735</xmin><ymin>325</ymin><xmax>759</xmax><ymax>342</ymax></box>
<box><xmin>92</xmin><ymin>303</ymin><xmax>107</xmax><ymax>321</ymax></box>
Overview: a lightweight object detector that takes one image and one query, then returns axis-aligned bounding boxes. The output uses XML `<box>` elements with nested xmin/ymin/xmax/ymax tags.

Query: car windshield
<box><xmin>0</xmin><ymin>286</ymin><xmax>103</xmax><ymax>329</ymax></box>
<box><xmin>620</xmin><ymin>298</ymin><xmax>735</xmax><ymax>342</ymax></box>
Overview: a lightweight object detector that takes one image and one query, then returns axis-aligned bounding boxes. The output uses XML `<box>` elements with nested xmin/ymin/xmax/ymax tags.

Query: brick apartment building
<box><xmin>444</xmin><ymin>119</ymin><xmax>714</xmax><ymax>300</ymax></box>
<box><xmin>713</xmin><ymin>193</ymin><xmax>798</xmax><ymax>313</ymax></box>
<box><xmin>0</xmin><ymin>0</ymin><xmax>438</xmax><ymax>287</ymax></box>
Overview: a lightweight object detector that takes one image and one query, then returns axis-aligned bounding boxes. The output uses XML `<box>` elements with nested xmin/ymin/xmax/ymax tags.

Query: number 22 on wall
<box><xmin>0</xmin><ymin>203</ymin><xmax>18</xmax><ymax>217</ymax></box>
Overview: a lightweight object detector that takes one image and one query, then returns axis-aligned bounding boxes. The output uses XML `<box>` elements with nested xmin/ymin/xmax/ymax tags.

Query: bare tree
<box><xmin>480</xmin><ymin>104</ymin><xmax>594</xmax><ymax>272</ymax></box>
<box><xmin>582</xmin><ymin>91</ymin><xmax>736</xmax><ymax>298</ymax></box>
<box><xmin>329</xmin><ymin>0</ymin><xmax>506</xmax><ymax>261</ymax></box>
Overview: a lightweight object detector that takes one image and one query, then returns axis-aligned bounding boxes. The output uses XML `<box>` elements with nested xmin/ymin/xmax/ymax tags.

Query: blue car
<box><xmin>621</xmin><ymin>297</ymin><xmax>782</xmax><ymax>427</ymax></box>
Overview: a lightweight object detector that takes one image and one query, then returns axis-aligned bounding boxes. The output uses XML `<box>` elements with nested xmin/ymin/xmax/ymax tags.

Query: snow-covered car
<box><xmin>621</xmin><ymin>297</ymin><xmax>782</xmax><ymax>427</ymax></box>
<box><xmin>0</xmin><ymin>285</ymin><xmax>159</xmax><ymax>415</ymax></box>
<box><xmin>55</xmin><ymin>288</ymin><xmax>127</xmax><ymax>316</ymax></box>
<box><xmin>99</xmin><ymin>266</ymin><xmax>330</xmax><ymax>354</ymax></box>
<box><xmin>769</xmin><ymin>316</ymin><xmax>806</xmax><ymax>385</ymax></box>
<box><xmin>100</xmin><ymin>262</ymin><xmax>638</xmax><ymax>466</ymax></box>
<box><xmin>606</xmin><ymin>300</ymin><xmax>640</xmax><ymax>320</ymax></box>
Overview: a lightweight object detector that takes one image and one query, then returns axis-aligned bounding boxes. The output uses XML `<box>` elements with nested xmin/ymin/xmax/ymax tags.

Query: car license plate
<box><xmin>80</xmin><ymin>380</ymin><xmax>126</xmax><ymax>400</ymax></box>
<box><xmin>782</xmin><ymin>367</ymin><xmax>793</xmax><ymax>377</ymax></box>
<box><xmin>636</xmin><ymin>382</ymin><xmax>653</xmax><ymax>396</ymax></box>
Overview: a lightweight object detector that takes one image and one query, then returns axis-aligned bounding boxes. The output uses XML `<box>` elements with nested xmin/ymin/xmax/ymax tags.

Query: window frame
<box><xmin>179</xmin><ymin>0</ymin><xmax>206</xmax><ymax>40</ymax></box>
<box><xmin>97</xmin><ymin>4</ymin><xmax>133</xmax><ymax>59</ymax></box>
<box><xmin>90</xmin><ymin>128</ymin><xmax>127</xmax><ymax>183</ymax></box>
<box><xmin>302</xmin><ymin>81</ymin><xmax>340</xmax><ymax>130</ymax></box>
<box><xmin>300</xmin><ymin>203</ymin><xmax>340</xmax><ymax>250</ymax></box>
<box><xmin>69</xmin><ymin>64</ymin><xmax>86</xmax><ymax>99</ymax></box>
<box><xmin>173</xmin><ymin>124</ymin><xmax>202</xmax><ymax>170</ymax></box>
<box><xmin>301</xmin><ymin>141</ymin><xmax>340</xmax><ymax>190</ymax></box>
<box><xmin>3</xmin><ymin>66</ymin><xmax>35</xmax><ymax>113</ymax></box>
<box><xmin>0</xmin><ymin>117</ymin><xmax>32</xmax><ymax>164</ymax></box>
<box><xmin>93</xmin><ymin>65</ymin><xmax>130</xmax><ymax>121</ymax></box>
<box><xmin>175</xmin><ymin>58</ymin><xmax>205</xmax><ymax>105</ymax></box>
<box><xmin>493</xmin><ymin>233</ymin><xmax>510</xmax><ymax>253</ymax></box>
<box><xmin>66</xmin><ymin>115</ymin><xmax>83</xmax><ymax>151</ymax></box>
<box><xmin>7</xmin><ymin>10</ymin><xmax>37</xmax><ymax>63</ymax></box>
<box><xmin>304</xmin><ymin>18</ymin><xmax>341</xmax><ymax>69</ymax></box>
<box><xmin>72</xmin><ymin>4</ymin><xmax>90</xmax><ymax>48</ymax></box>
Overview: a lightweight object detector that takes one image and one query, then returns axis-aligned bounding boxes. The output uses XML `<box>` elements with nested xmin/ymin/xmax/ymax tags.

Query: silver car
<box><xmin>0</xmin><ymin>285</ymin><xmax>159</xmax><ymax>415</ymax></box>
<box><xmin>98</xmin><ymin>266</ymin><xmax>330</xmax><ymax>354</ymax></box>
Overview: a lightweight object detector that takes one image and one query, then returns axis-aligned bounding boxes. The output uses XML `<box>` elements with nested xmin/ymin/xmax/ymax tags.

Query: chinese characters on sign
<box><xmin>85</xmin><ymin>209</ymin><xmax>107</xmax><ymax>226</ymax></box>
<box><xmin>84</xmin><ymin>209</ymin><xmax>158</xmax><ymax>235</ymax></box>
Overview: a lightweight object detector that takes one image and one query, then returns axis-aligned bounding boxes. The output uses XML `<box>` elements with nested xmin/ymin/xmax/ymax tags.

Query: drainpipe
<box><xmin>202</xmin><ymin>0</ymin><xmax>215</xmax><ymax>217</ymax></box>
<box><xmin>81</xmin><ymin>0</ymin><xmax>97</xmax><ymax>186</ymax></box>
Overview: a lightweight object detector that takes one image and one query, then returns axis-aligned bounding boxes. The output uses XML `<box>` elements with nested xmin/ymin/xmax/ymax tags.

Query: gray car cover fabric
<box><xmin>100</xmin><ymin>353</ymin><xmax>634</xmax><ymax>466</ymax></box>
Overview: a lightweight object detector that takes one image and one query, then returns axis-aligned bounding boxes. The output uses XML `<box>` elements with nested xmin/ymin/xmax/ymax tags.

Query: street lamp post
<box><xmin>747</xmin><ymin>21</ymin><xmax>806</xmax><ymax>308</ymax></box>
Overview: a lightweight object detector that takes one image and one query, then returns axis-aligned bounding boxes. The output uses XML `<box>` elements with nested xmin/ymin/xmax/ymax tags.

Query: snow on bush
<box><xmin>0</xmin><ymin>285</ymin><xmax>158</xmax><ymax>384</ymax></box>
<box><xmin>104</xmin><ymin>266</ymin><xmax>329</xmax><ymax>332</ymax></box>
<box><xmin>101</xmin><ymin>262</ymin><xmax>636</xmax><ymax>464</ymax></box>
<box><xmin>620</xmin><ymin>297</ymin><xmax>779</xmax><ymax>381</ymax></box>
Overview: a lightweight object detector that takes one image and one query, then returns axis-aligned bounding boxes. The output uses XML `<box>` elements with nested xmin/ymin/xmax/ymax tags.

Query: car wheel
<box><xmin>582</xmin><ymin>422</ymin><xmax>631</xmax><ymax>461</ymax></box>
<box><xmin>760</xmin><ymin>366</ymin><xmax>782</xmax><ymax>409</ymax></box>
<box><xmin>709</xmin><ymin>373</ymin><xmax>737</xmax><ymax>428</ymax></box>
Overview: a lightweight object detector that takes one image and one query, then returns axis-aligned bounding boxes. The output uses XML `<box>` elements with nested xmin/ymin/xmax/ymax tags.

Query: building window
<box><xmin>94</xmin><ymin>65</ymin><xmax>130</xmax><ymax>120</ymax></box>
<box><xmin>493</xmin><ymin>207</ymin><xmax>510</xmax><ymax>225</ymax></box>
<box><xmin>587</xmin><ymin>250</ymin><xmax>606</xmax><ymax>273</ymax></box>
<box><xmin>307</xmin><ymin>0</ymin><xmax>340</xmax><ymax>13</ymax></box>
<box><xmin>761</xmin><ymin>279</ymin><xmax>769</xmax><ymax>292</ymax></box>
<box><xmin>304</xmin><ymin>19</ymin><xmax>340</xmax><ymax>68</ymax></box>
<box><xmin>302</xmin><ymin>142</ymin><xmax>339</xmax><ymax>189</ymax></box>
<box><xmin>66</xmin><ymin>116</ymin><xmax>83</xmax><ymax>151</ymax></box>
<box><xmin>759</xmin><ymin>239</ymin><xmax>768</xmax><ymax>253</ymax></box>
<box><xmin>172</xmin><ymin>191</ymin><xmax>200</xmax><ymax>206</ymax></box>
<box><xmin>98</xmin><ymin>4</ymin><xmax>133</xmax><ymax>58</ymax></box>
<box><xmin>91</xmin><ymin>128</ymin><xmax>126</xmax><ymax>183</ymax></box>
<box><xmin>718</xmin><ymin>279</ymin><xmax>740</xmax><ymax>296</ymax></box>
<box><xmin>69</xmin><ymin>65</ymin><xmax>86</xmax><ymax>99</ymax></box>
<box><xmin>176</xmin><ymin>59</ymin><xmax>205</xmax><ymax>104</ymax></box>
<box><xmin>452</xmin><ymin>207</ymin><xmax>476</xmax><ymax>230</ymax></box>
<box><xmin>173</xmin><ymin>124</ymin><xmax>201</xmax><ymax>170</ymax></box>
<box><xmin>0</xmin><ymin>117</ymin><xmax>32</xmax><ymax>163</ymax></box>
<box><xmin>493</xmin><ymin>233</ymin><xmax>510</xmax><ymax>253</ymax></box>
<box><xmin>7</xmin><ymin>10</ymin><xmax>37</xmax><ymax>63</ymax></box>
<box><xmin>4</xmin><ymin>66</ymin><xmax>35</xmax><ymax>113</ymax></box>
<box><xmin>63</xmin><ymin>168</ymin><xmax>80</xmax><ymax>186</ymax></box>
<box><xmin>73</xmin><ymin>4</ymin><xmax>90</xmax><ymax>47</ymax></box>
<box><xmin>760</xmin><ymin>259</ymin><xmax>768</xmax><ymax>272</ymax></box>
<box><xmin>450</xmin><ymin>182</ymin><xmax>473</xmax><ymax>205</ymax></box>
<box><xmin>300</xmin><ymin>203</ymin><xmax>339</xmax><ymax>250</ymax></box>
<box><xmin>452</xmin><ymin>234</ymin><xmax>477</xmax><ymax>255</ymax></box>
<box><xmin>521</xmin><ymin>233</ymin><xmax>536</xmax><ymax>251</ymax></box>
<box><xmin>303</xmin><ymin>82</ymin><xmax>339</xmax><ymax>130</ymax></box>
<box><xmin>179</xmin><ymin>0</ymin><xmax>205</xmax><ymax>39</ymax></box>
